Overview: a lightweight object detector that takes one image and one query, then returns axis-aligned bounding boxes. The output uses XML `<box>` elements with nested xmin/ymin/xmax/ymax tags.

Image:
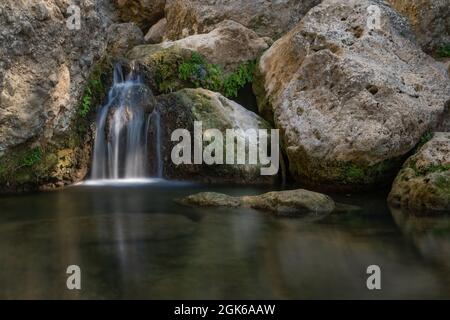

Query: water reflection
<box><xmin>0</xmin><ymin>185</ymin><xmax>449</xmax><ymax>299</ymax></box>
<box><xmin>390</xmin><ymin>206</ymin><xmax>450</xmax><ymax>273</ymax></box>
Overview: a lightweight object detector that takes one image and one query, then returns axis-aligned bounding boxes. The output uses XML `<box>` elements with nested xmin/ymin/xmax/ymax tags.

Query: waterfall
<box><xmin>91</xmin><ymin>63</ymin><xmax>162</xmax><ymax>181</ymax></box>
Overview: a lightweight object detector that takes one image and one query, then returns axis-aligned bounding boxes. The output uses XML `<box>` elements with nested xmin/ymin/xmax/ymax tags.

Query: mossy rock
<box><xmin>128</xmin><ymin>44</ymin><xmax>257</xmax><ymax>98</ymax></box>
<box><xmin>154</xmin><ymin>88</ymin><xmax>277</xmax><ymax>184</ymax></box>
<box><xmin>389</xmin><ymin>132</ymin><xmax>450</xmax><ymax>214</ymax></box>
<box><xmin>0</xmin><ymin>59</ymin><xmax>112</xmax><ymax>193</ymax></box>
<box><xmin>285</xmin><ymin>144</ymin><xmax>404</xmax><ymax>190</ymax></box>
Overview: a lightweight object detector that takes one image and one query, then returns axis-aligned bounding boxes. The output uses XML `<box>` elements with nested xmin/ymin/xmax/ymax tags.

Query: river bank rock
<box><xmin>178</xmin><ymin>189</ymin><xmax>335</xmax><ymax>215</ymax></box>
<box><xmin>388</xmin><ymin>133</ymin><xmax>450</xmax><ymax>214</ymax></box>
<box><xmin>153</xmin><ymin>88</ymin><xmax>278</xmax><ymax>184</ymax></box>
<box><xmin>164</xmin><ymin>0</ymin><xmax>322</xmax><ymax>41</ymax></box>
<box><xmin>116</xmin><ymin>0</ymin><xmax>166</xmax><ymax>30</ymax></box>
<box><xmin>254</xmin><ymin>0</ymin><xmax>450</xmax><ymax>189</ymax></box>
<box><xmin>0</xmin><ymin>0</ymin><xmax>121</xmax><ymax>192</ymax></box>
<box><xmin>386</xmin><ymin>0</ymin><xmax>450</xmax><ymax>53</ymax></box>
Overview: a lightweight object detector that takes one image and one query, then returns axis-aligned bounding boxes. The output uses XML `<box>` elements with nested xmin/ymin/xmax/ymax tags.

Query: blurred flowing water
<box><xmin>0</xmin><ymin>182</ymin><xmax>449</xmax><ymax>299</ymax></box>
<box><xmin>91</xmin><ymin>64</ymin><xmax>161</xmax><ymax>180</ymax></box>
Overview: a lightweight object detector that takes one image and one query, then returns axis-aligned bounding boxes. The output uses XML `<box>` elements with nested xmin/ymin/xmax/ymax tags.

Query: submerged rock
<box><xmin>386</xmin><ymin>0</ymin><xmax>450</xmax><ymax>53</ymax></box>
<box><xmin>165</xmin><ymin>0</ymin><xmax>322</xmax><ymax>41</ymax></box>
<box><xmin>154</xmin><ymin>88</ymin><xmax>278</xmax><ymax>184</ymax></box>
<box><xmin>178</xmin><ymin>189</ymin><xmax>336</xmax><ymax>215</ymax></box>
<box><xmin>389</xmin><ymin>133</ymin><xmax>450</xmax><ymax>214</ymax></box>
<box><xmin>254</xmin><ymin>0</ymin><xmax>450</xmax><ymax>188</ymax></box>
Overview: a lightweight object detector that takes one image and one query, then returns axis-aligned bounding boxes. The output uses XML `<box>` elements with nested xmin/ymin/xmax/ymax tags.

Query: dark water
<box><xmin>0</xmin><ymin>181</ymin><xmax>449</xmax><ymax>299</ymax></box>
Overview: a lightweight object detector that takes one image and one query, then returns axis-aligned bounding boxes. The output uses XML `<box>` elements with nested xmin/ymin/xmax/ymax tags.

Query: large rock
<box><xmin>153</xmin><ymin>88</ymin><xmax>278</xmax><ymax>184</ymax></box>
<box><xmin>388</xmin><ymin>133</ymin><xmax>450</xmax><ymax>214</ymax></box>
<box><xmin>178</xmin><ymin>189</ymin><xmax>336</xmax><ymax>215</ymax></box>
<box><xmin>386</xmin><ymin>0</ymin><xmax>450</xmax><ymax>53</ymax></box>
<box><xmin>116</xmin><ymin>0</ymin><xmax>166</xmax><ymax>30</ymax></box>
<box><xmin>130</xmin><ymin>20</ymin><xmax>269</xmax><ymax>73</ymax></box>
<box><xmin>0</xmin><ymin>0</ymin><xmax>125</xmax><ymax>192</ymax></box>
<box><xmin>254</xmin><ymin>0</ymin><xmax>450</xmax><ymax>188</ymax></box>
<box><xmin>165</xmin><ymin>0</ymin><xmax>322</xmax><ymax>41</ymax></box>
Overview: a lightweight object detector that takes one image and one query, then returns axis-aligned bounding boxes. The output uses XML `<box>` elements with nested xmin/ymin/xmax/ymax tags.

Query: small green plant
<box><xmin>346</xmin><ymin>165</ymin><xmax>365</xmax><ymax>182</ymax></box>
<box><xmin>77</xmin><ymin>66</ymin><xmax>106</xmax><ymax>119</ymax></box>
<box><xmin>222</xmin><ymin>61</ymin><xmax>256</xmax><ymax>97</ymax></box>
<box><xmin>178</xmin><ymin>53</ymin><xmax>256</xmax><ymax>98</ymax></box>
<box><xmin>417</xmin><ymin>131</ymin><xmax>434</xmax><ymax>150</ymax></box>
<box><xmin>79</xmin><ymin>88</ymin><xmax>92</xmax><ymax>118</ymax></box>
<box><xmin>436</xmin><ymin>43</ymin><xmax>450</xmax><ymax>58</ymax></box>
<box><xmin>21</xmin><ymin>148</ymin><xmax>42</xmax><ymax>167</ymax></box>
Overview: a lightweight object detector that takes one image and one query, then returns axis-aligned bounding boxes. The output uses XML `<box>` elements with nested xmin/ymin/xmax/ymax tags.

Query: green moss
<box><xmin>436</xmin><ymin>43</ymin><xmax>450</xmax><ymax>58</ymax></box>
<box><xmin>22</xmin><ymin>147</ymin><xmax>42</xmax><ymax>167</ymax></box>
<box><xmin>416</xmin><ymin>131</ymin><xmax>434</xmax><ymax>150</ymax></box>
<box><xmin>435</xmin><ymin>174</ymin><xmax>450</xmax><ymax>193</ymax></box>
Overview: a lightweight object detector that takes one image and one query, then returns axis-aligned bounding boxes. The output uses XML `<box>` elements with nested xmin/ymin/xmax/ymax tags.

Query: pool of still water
<box><xmin>0</xmin><ymin>180</ymin><xmax>449</xmax><ymax>299</ymax></box>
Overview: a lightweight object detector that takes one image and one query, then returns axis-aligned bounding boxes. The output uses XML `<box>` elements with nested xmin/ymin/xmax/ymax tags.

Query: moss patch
<box><xmin>129</xmin><ymin>45</ymin><xmax>257</xmax><ymax>98</ymax></box>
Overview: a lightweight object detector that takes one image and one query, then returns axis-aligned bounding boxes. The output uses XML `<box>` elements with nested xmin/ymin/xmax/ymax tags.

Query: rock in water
<box><xmin>254</xmin><ymin>0</ymin><xmax>450</xmax><ymax>188</ymax></box>
<box><xmin>389</xmin><ymin>133</ymin><xmax>450</xmax><ymax>214</ymax></box>
<box><xmin>155</xmin><ymin>88</ymin><xmax>277</xmax><ymax>184</ymax></box>
<box><xmin>386</xmin><ymin>0</ymin><xmax>450</xmax><ymax>53</ymax></box>
<box><xmin>178</xmin><ymin>189</ymin><xmax>336</xmax><ymax>216</ymax></box>
<box><xmin>165</xmin><ymin>0</ymin><xmax>322</xmax><ymax>40</ymax></box>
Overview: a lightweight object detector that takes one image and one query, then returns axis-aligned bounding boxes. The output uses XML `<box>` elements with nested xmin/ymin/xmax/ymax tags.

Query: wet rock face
<box><xmin>164</xmin><ymin>0</ymin><xmax>322</xmax><ymax>41</ymax></box>
<box><xmin>178</xmin><ymin>189</ymin><xmax>336</xmax><ymax>216</ymax></box>
<box><xmin>254</xmin><ymin>0</ymin><xmax>450</xmax><ymax>188</ymax></box>
<box><xmin>389</xmin><ymin>133</ymin><xmax>450</xmax><ymax>215</ymax></box>
<box><xmin>116</xmin><ymin>0</ymin><xmax>166</xmax><ymax>30</ymax></box>
<box><xmin>153</xmin><ymin>88</ymin><xmax>277</xmax><ymax>184</ymax></box>
<box><xmin>386</xmin><ymin>0</ymin><xmax>450</xmax><ymax>53</ymax></box>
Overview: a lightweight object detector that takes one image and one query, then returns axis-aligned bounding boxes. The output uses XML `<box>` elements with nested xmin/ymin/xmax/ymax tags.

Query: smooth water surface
<box><xmin>0</xmin><ymin>182</ymin><xmax>449</xmax><ymax>299</ymax></box>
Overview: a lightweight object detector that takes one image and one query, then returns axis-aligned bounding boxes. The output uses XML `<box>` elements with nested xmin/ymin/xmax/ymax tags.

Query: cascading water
<box><xmin>91</xmin><ymin>63</ymin><xmax>162</xmax><ymax>181</ymax></box>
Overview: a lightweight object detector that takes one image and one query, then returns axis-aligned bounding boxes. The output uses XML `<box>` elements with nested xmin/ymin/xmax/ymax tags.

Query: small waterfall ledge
<box><xmin>90</xmin><ymin>63</ymin><xmax>162</xmax><ymax>182</ymax></box>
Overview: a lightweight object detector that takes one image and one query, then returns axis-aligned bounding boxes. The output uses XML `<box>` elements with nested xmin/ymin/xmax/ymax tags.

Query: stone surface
<box><xmin>106</xmin><ymin>22</ymin><xmax>144</xmax><ymax>57</ymax></box>
<box><xmin>254</xmin><ymin>0</ymin><xmax>450</xmax><ymax>188</ymax></box>
<box><xmin>131</xmin><ymin>20</ymin><xmax>269</xmax><ymax>73</ymax></box>
<box><xmin>0</xmin><ymin>0</ymin><xmax>123</xmax><ymax>192</ymax></box>
<box><xmin>178</xmin><ymin>188</ymin><xmax>336</xmax><ymax>215</ymax></box>
<box><xmin>116</xmin><ymin>0</ymin><xmax>166</xmax><ymax>30</ymax></box>
<box><xmin>144</xmin><ymin>18</ymin><xmax>167</xmax><ymax>44</ymax></box>
<box><xmin>389</xmin><ymin>133</ymin><xmax>450</xmax><ymax>214</ymax></box>
<box><xmin>165</xmin><ymin>0</ymin><xmax>322</xmax><ymax>40</ymax></box>
<box><xmin>154</xmin><ymin>88</ymin><xmax>277</xmax><ymax>184</ymax></box>
<box><xmin>386</xmin><ymin>0</ymin><xmax>450</xmax><ymax>53</ymax></box>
